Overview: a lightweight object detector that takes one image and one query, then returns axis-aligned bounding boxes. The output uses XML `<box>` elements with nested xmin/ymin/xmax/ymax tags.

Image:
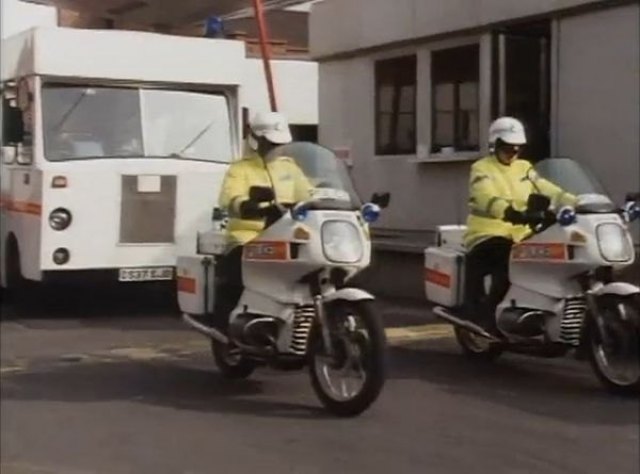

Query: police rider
<box><xmin>213</xmin><ymin>111</ymin><xmax>313</xmax><ymax>328</ymax></box>
<box><xmin>463</xmin><ymin>117</ymin><xmax>575</xmax><ymax>334</ymax></box>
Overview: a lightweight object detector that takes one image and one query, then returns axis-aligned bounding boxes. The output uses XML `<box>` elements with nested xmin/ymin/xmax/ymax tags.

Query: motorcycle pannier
<box><xmin>176</xmin><ymin>255</ymin><xmax>215</xmax><ymax>315</ymax></box>
<box><xmin>424</xmin><ymin>247</ymin><xmax>465</xmax><ymax>307</ymax></box>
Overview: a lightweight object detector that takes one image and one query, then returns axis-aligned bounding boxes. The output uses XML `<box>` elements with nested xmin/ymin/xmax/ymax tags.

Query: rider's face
<box><xmin>496</xmin><ymin>144</ymin><xmax>520</xmax><ymax>164</ymax></box>
<box><xmin>256</xmin><ymin>135</ymin><xmax>278</xmax><ymax>158</ymax></box>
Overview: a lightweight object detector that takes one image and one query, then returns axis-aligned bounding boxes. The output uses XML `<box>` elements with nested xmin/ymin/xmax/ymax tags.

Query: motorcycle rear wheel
<box><xmin>309</xmin><ymin>301</ymin><xmax>386</xmax><ymax>417</ymax></box>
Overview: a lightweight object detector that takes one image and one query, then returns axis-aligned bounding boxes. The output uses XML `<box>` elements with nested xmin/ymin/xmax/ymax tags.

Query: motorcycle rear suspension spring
<box><xmin>290</xmin><ymin>305</ymin><xmax>315</xmax><ymax>356</ymax></box>
<box><xmin>560</xmin><ymin>297</ymin><xmax>587</xmax><ymax>346</ymax></box>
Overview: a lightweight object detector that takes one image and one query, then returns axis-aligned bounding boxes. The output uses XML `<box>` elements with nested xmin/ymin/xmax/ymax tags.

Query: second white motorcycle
<box><xmin>425</xmin><ymin>157</ymin><xmax>640</xmax><ymax>394</ymax></box>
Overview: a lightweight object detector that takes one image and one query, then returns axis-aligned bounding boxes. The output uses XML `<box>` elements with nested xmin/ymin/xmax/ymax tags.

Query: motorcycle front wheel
<box><xmin>309</xmin><ymin>301</ymin><xmax>386</xmax><ymax>417</ymax></box>
<box><xmin>586</xmin><ymin>295</ymin><xmax>640</xmax><ymax>394</ymax></box>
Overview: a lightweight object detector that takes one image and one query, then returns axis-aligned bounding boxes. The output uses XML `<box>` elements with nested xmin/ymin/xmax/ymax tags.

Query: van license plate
<box><xmin>118</xmin><ymin>267</ymin><xmax>174</xmax><ymax>282</ymax></box>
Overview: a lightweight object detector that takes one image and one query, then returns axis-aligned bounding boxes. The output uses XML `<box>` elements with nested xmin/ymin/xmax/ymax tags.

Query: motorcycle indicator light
<box><xmin>557</xmin><ymin>206</ymin><xmax>577</xmax><ymax>227</ymax></box>
<box><xmin>569</xmin><ymin>231</ymin><xmax>588</xmax><ymax>244</ymax></box>
<box><xmin>623</xmin><ymin>201</ymin><xmax>640</xmax><ymax>223</ymax></box>
<box><xmin>361</xmin><ymin>203</ymin><xmax>381</xmax><ymax>223</ymax></box>
<box><xmin>291</xmin><ymin>203</ymin><xmax>308</xmax><ymax>222</ymax></box>
<box><xmin>293</xmin><ymin>226</ymin><xmax>311</xmax><ymax>241</ymax></box>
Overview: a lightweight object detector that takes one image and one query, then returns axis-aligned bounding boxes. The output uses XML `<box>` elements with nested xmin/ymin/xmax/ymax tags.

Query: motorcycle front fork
<box><xmin>314</xmin><ymin>295</ymin><xmax>335</xmax><ymax>357</ymax></box>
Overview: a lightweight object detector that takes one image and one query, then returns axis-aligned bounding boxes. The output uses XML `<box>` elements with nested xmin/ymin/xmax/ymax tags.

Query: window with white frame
<box><xmin>375</xmin><ymin>55</ymin><xmax>417</xmax><ymax>155</ymax></box>
<box><xmin>431</xmin><ymin>44</ymin><xmax>480</xmax><ymax>153</ymax></box>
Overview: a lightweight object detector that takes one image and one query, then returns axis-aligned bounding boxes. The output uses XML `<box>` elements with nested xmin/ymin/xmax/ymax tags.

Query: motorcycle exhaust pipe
<box><xmin>433</xmin><ymin>307</ymin><xmax>500</xmax><ymax>342</ymax></box>
<box><xmin>182</xmin><ymin>313</ymin><xmax>229</xmax><ymax>344</ymax></box>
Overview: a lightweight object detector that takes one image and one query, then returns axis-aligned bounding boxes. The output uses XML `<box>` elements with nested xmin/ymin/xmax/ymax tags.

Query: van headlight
<box><xmin>321</xmin><ymin>221</ymin><xmax>363</xmax><ymax>263</ymax></box>
<box><xmin>596</xmin><ymin>223</ymin><xmax>633</xmax><ymax>262</ymax></box>
<box><xmin>49</xmin><ymin>208</ymin><xmax>72</xmax><ymax>231</ymax></box>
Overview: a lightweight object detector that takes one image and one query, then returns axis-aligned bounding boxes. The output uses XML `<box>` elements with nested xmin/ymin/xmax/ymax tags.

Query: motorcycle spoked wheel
<box><xmin>586</xmin><ymin>295</ymin><xmax>640</xmax><ymax>395</ymax></box>
<box><xmin>454</xmin><ymin>327</ymin><xmax>503</xmax><ymax>362</ymax></box>
<box><xmin>308</xmin><ymin>301</ymin><xmax>386</xmax><ymax>417</ymax></box>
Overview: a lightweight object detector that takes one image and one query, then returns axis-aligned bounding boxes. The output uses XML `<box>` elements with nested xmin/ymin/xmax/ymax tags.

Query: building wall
<box><xmin>318</xmin><ymin>35</ymin><xmax>492</xmax><ymax>230</ymax></box>
<box><xmin>556</xmin><ymin>3</ymin><xmax>639</xmax><ymax>206</ymax></box>
<box><xmin>311</xmin><ymin>0</ymin><xmax>613</xmax><ymax>58</ymax></box>
<box><xmin>316</xmin><ymin>1</ymin><xmax>639</xmax><ymax>232</ymax></box>
<box><xmin>242</xmin><ymin>59</ymin><xmax>318</xmax><ymax>125</ymax></box>
<box><xmin>1</xmin><ymin>0</ymin><xmax>57</xmax><ymax>38</ymax></box>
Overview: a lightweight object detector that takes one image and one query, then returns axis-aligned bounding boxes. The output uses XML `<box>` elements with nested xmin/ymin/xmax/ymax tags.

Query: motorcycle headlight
<box><xmin>596</xmin><ymin>223</ymin><xmax>633</xmax><ymax>262</ymax></box>
<box><xmin>321</xmin><ymin>221</ymin><xmax>363</xmax><ymax>263</ymax></box>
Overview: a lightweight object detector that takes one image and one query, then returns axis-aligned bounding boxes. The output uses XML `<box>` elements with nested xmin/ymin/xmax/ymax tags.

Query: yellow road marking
<box><xmin>385</xmin><ymin>324</ymin><xmax>453</xmax><ymax>345</ymax></box>
<box><xmin>0</xmin><ymin>325</ymin><xmax>452</xmax><ymax>374</ymax></box>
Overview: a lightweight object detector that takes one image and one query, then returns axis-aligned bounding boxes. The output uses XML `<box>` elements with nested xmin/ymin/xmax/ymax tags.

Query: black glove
<box><xmin>503</xmin><ymin>206</ymin><xmax>528</xmax><ymax>225</ymax></box>
<box><xmin>239</xmin><ymin>200</ymin><xmax>284</xmax><ymax>222</ymax></box>
<box><xmin>249</xmin><ymin>186</ymin><xmax>275</xmax><ymax>203</ymax></box>
<box><xmin>238</xmin><ymin>200</ymin><xmax>261</xmax><ymax>219</ymax></box>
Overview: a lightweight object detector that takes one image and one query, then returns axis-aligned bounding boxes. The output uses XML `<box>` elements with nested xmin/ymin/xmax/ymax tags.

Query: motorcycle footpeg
<box><xmin>433</xmin><ymin>307</ymin><xmax>501</xmax><ymax>342</ymax></box>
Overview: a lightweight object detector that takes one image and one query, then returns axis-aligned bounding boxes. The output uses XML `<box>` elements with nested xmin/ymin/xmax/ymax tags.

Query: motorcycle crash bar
<box><xmin>182</xmin><ymin>313</ymin><xmax>229</xmax><ymax>344</ymax></box>
<box><xmin>432</xmin><ymin>307</ymin><xmax>501</xmax><ymax>342</ymax></box>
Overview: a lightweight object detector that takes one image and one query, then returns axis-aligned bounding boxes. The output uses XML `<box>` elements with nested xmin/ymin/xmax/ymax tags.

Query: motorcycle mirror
<box><xmin>371</xmin><ymin>192</ymin><xmax>391</xmax><ymax>209</ymax></box>
<box><xmin>527</xmin><ymin>193</ymin><xmax>550</xmax><ymax>213</ymax></box>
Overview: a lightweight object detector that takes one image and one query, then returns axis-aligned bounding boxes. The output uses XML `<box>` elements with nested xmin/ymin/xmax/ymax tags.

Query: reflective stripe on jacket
<box><xmin>219</xmin><ymin>153</ymin><xmax>313</xmax><ymax>247</ymax></box>
<box><xmin>464</xmin><ymin>155</ymin><xmax>574</xmax><ymax>249</ymax></box>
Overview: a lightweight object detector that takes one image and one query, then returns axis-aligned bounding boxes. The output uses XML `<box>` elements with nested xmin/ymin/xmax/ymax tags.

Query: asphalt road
<box><xmin>1</xmin><ymin>287</ymin><xmax>638</xmax><ymax>474</ymax></box>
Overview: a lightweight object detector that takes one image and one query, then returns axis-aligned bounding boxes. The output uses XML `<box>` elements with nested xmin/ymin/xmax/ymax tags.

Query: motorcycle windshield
<box><xmin>266</xmin><ymin>142</ymin><xmax>361</xmax><ymax>208</ymax></box>
<box><xmin>534</xmin><ymin>157</ymin><xmax>616</xmax><ymax>213</ymax></box>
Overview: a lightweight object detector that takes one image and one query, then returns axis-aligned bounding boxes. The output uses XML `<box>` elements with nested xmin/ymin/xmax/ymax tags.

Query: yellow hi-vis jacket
<box><xmin>219</xmin><ymin>152</ymin><xmax>313</xmax><ymax>247</ymax></box>
<box><xmin>464</xmin><ymin>155</ymin><xmax>575</xmax><ymax>250</ymax></box>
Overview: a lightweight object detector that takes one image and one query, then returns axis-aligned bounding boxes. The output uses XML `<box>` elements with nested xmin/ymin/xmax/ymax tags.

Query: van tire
<box><xmin>3</xmin><ymin>236</ymin><xmax>26</xmax><ymax>305</ymax></box>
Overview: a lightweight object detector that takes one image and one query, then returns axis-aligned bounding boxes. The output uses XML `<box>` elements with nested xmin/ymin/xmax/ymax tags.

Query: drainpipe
<box><xmin>252</xmin><ymin>0</ymin><xmax>278</xmax><ymax>112</ymax></box>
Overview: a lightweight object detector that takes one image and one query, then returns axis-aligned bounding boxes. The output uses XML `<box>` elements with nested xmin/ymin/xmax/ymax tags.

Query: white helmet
<box><xmin>488</xmin><ymin>117</ymin><xmax>527</xmax><ymax>147</ymax></box>
<box><xmin>249</xmin><ymin>111</ymin><xmax>292</xmax><ymax>145</ymax></box>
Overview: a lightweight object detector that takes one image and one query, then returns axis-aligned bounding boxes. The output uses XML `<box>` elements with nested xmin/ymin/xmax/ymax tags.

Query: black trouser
<box><xmin>464</xmin><ymin>237</ymin><xmax>513</xmax><ymax>328</ymax></box>
<box><xmin>212</xmin><ymin>245</ymin><xmax>244</xmax><ymax>328</ymax></box>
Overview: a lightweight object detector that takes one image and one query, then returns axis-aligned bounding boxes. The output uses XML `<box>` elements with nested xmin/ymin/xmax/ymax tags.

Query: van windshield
<box><xmin>41</xmin><ymin>85</ymin><xmax>233</xmax><ymax>163</ymax></box>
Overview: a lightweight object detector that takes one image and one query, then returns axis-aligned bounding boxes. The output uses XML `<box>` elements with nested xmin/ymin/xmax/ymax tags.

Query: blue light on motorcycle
<box><xmin>291</xmin><ymin>204</ymin><xmax>308</xmax><ymax>222</ymax></box>
<box><xmin>557</xmin><ymin>206</ymin><xmax>577</xmax><ymax>226</ymax></box>
<box><xmin>623</xmin><ymin>201</ymin><xmax>640</xmax><ymax>223</ymax></box>
<box><xmin>361</xmin><ymin>203</ymin><xmax>381</xmax><ymax>223</ymax></box>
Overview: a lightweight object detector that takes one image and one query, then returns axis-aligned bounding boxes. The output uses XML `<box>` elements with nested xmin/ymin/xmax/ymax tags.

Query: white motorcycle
<box><xmin>425</xmin><ymin>157</ymin><xmax>640</xmax><ymax>394</ymax></box>
<box><xmin>178</xmin><ymin>142</ymin><xmax>390</xmax><ymax>416</ymax></box>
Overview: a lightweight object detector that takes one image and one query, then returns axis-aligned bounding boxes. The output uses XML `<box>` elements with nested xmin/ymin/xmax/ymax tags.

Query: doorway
<box><xmin>492</xmin><ymin>20</ymin><xmax>551</xmax><ymax>162</ymax></box>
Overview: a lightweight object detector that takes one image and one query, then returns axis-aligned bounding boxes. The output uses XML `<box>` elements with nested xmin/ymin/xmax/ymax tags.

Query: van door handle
<box><xmin>23</xmin><ymin>173</ymin><xmax>30</xmax><ymax>185</ymax></box>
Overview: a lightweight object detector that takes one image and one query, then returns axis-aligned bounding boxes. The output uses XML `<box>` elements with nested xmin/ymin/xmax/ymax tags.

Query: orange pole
<box><xmin>252</xmin><ymin>0</ymin><xmax>278</xmax><ymax>112</ymax></box>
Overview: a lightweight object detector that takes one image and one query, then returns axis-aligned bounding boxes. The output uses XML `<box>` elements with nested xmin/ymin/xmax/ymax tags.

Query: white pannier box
<box><xmin>197</xmin><ymin>229</ymin><xmax>227</xmax><ymax>255</ymax></box>
<box><xmin>424</xmin><ymin>247</ymin><xmax>465</xmax><ymax>308</ymax></box>
<box><xmin>436</xmin><ymin>225</ymin><xmax>467</xmax><ymax>252</ymax></box>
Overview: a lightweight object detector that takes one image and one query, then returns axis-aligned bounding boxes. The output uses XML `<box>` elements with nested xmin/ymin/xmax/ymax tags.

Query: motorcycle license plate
<box><xmin>118</xmin><ymin>267</ymin><xmax>174</xmax><ymax>282</ymax></box>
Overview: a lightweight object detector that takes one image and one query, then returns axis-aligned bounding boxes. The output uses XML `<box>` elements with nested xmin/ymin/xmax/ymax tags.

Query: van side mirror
<box><xmin>212</xmin><ymin>207</ymin><xmax>228</xmax><ymax>221</ymax></box>
<box><xmin>371</xmin><ymin>192</ymin><xmax>390</xmax><ymax>209</ymax></box>
<box><xmin>2</xmin><ymin>100</ymin><xmax>25</xmax><ymax>145</ymax></box>
<box><xmin>625</xmin><ymin>192</ymin><xmax>640</xmax><ymax>204</ymax></box>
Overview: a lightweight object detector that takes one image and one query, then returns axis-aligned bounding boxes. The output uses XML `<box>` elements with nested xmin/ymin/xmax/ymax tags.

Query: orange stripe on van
<box><xmin>177</xmin><ymin>276</ymin><xmax>197</xmax><ymax>294</ymax></box>
<box><xmin>425</xmin><ymin>268</ymin><xmax>451</xmax><ymax>288</ymax></box>
<box><xmin>0</xmin><ymin>197</ymin><xmax>42</xmax><ymax>216</ymax></box>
